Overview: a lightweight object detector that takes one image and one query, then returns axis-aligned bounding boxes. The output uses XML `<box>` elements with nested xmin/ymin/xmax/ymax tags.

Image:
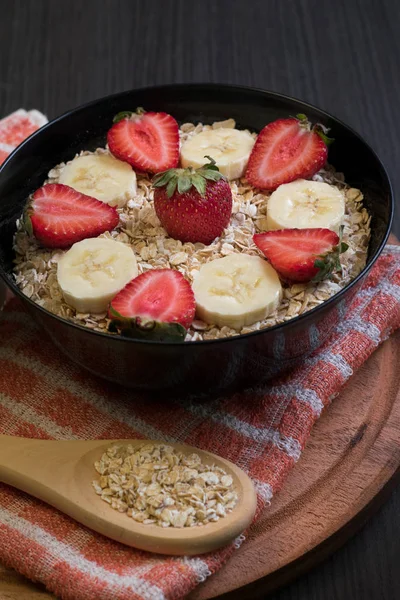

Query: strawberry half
<box><xmin>153</xmin><ymin>157</ymin><xmax>232</xmax><ymax>245</ymax></box>
<box><xmin>253</xmin><ymin>228</ymin><xmax>348</xmax><ymax>283</ymax></box>
<box><xmin>246</xmin><ymin>115</ymin><xmax>331</xmax><ymax>191</ymax></box>
<box><xmin>28</xmin><ymin>184</ymin><xmax>119</xmax><ymax>248</ymax></box>
<box><xmin>109</xmin><ymin>269</ymin><xmax>195</xmax><ymax>341</ymax></box>
<box><xmin>107</xmin><ymin>108</ymin><xmax>179</xmax><ymax>173</ymax></box>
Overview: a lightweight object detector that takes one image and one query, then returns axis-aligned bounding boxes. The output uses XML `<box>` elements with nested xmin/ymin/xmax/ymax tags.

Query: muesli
<box><xmin>13</xmin><ymin>111</ymin><xmax>370</xmax><ymax>342</ymax></box>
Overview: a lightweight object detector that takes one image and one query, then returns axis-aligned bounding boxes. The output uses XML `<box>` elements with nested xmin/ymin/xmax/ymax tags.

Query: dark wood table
<box><xmin>1</xmin><ymin>0</ymin><xmax>399</xmax><ymax>598</ymax></box>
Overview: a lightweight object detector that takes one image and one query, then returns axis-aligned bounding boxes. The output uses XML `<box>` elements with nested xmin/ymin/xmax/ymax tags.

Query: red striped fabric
<box><xmin>0</xmin><ymin>109</ymin><xmax>47</xmax><ymax>165</ymax></box>
<box><xmin>0</xmin><ymin>247</ymin><xmax>399</xmax><ymax>600</ymax></box>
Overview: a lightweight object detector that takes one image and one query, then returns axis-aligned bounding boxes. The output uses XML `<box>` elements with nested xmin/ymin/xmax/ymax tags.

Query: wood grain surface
<box><xmin>1</xmin><ymin>1</ymin><xmax>400</xmax><ymax>598</ymax></box>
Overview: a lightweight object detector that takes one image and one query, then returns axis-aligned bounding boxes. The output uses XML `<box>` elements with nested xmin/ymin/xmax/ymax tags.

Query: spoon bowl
<box><xmin>0</xmin><ymin>436</ymin><xmax>257</xmax><ymax>555</ymax></box>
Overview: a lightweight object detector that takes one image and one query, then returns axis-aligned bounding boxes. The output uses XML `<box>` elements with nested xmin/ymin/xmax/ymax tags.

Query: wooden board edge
<box><xmin>215</xmin><ymin>467</ymin><xmax>400</xmax><ymax>599</ymax></box>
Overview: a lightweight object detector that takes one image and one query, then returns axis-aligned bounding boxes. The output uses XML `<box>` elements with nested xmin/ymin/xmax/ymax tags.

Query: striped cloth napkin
<box><xmin>0</xmin><ymin>247</ymin><xmax>399</xmax><ymax>600</ymax></box>
<box><xmin>1</xmin><ymin>109</ymin><xmax>400</xmax><ymax>599</ymax></box>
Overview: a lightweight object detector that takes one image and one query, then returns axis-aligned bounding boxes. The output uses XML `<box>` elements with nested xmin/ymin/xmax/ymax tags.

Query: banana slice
<box><xmin>57</xmin><ymin>238</ymin><xmax>138</xmax><ymax>313</ymax></box>
<box><xmin>192</xmin><ymin>253</ymin><xmax>282</xmax><ymax>330</ymax></box>
<box><xmin>59</xmin><ymin>153</ymin><xmax>137</xmax><ymax>208</ymax></box>
<box><xmin>180</xmin><ymin>128</ymin><xmax>255</xmax><ymax>180</ymax></box>
<box><xmin>267</xmin><ymin>179</ymin><xmax>345</xmax><ymax>232</ymax></box>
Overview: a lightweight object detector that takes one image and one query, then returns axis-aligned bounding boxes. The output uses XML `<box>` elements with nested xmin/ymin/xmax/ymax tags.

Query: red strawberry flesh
<box><xmin>107</xmin><ymin>112</ymin><xmax>179</xmax><ymax>173</ymax></box>
<box><xmin>254</xmin><ymin>228</ymin><xmax>339</xmax><ymax>282</ymax></box>
<box><xmin>110</xmin><ymin>269</ymin><xmax>195</xmax><ymax>329</ymax></box>
<box><xmin>29</xmin><ymin>184</ymin><xmax>119</xmax><ymax>248</ymax></box>
<box><xmin>246</xmin><ymin>118</ymin><xmax>328</xmax><ymax>190</ymax></box>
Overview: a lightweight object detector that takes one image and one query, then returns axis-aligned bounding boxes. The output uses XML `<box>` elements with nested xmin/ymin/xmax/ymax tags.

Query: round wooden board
<box><xmin>1</xmin><ymin>243</ymin><xmax>400</xmax><ymax>599</ymax></box>
<box><xmin>190</xmin><ymin>329</ymin><xmax>400</xmax><ymax>599</ymax></box>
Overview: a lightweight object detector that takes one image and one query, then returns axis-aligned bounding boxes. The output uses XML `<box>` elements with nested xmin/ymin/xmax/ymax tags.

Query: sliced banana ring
<box><xmin>57</xmin><ymin>237</ymin><xmax>138</xmax><ymax>313</ymax></box>
<box><xmin>192</xmin><ymin>253</ymin><xmax>282</xmax><ymax>330</ymax></box>
<box><xmin>180</xmin><ymin>128</ymin><xmax>255</xmax><ymax>180</ymax></box>
<box><xmin>266</xmin><ymin>179</ymin><xmax>345</xmax><ymax>233</ymax></box>
<box><xmin>59</xmin><ymin>153</ymin><xmax>137</xmax><ymax>208</ymax></box>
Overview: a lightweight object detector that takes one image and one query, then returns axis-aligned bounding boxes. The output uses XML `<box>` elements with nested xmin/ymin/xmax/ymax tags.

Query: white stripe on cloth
<box><xmin>179</xmin><ymin>400</ymin><xmax>302</xmax><ymax>461</ymax></box>
<box><xmin>266</xmin><ymin>384</ymin><xmax>324</xmax><ymax>416</ymax></box>
<box><xmin>0</xmin><ymin>141</ymin><xmax>16</xmax><ymax>153</ymax></box>
<box><xmin>348</xmin><ymin>316</ymin><xmax>381</xmax><ymax>345</ymax></box>
<box><xmin>305</xmin><ymin>349</ymin><xmax>353</xmax><ymax>379</ymax></box>
<box><xmin>383</xmin><ymin>282</ymin><xmax>400</xmax><ymax>302</ymax></box>
<box><xmin>253</xmin><ymin>481</ymin><xmax>273</xmax><ymax>503</ymax></box>
<box><xmin>181</xmin><ymin>557</ymin><xmax>212</xmax><ymax>583</ymax></box>
<box><xmin>321</xmin><ymin>351</ymin><xmax>354</xmax><ymax>378</ymax></box>
<box><xmin>27</xmin><ymin>109</ymin><xmax>48</xmax><ymax>127</ymax></box>
<box><xmin>385</xmin><ymin>244</ymin><xmax>400</xmax><ymax>254</ymax></box>
<box><xmin>0</xmin><ymin>392</ymin><xmax>79</xmax><ymax>440</ymax></box>
<box><xmin>0</xmin><ymin>506</ymin><xmax>166</xmax><ymax>600</ymax></box>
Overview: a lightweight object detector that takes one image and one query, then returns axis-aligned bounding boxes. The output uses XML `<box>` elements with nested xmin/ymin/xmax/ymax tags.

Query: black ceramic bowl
<box><xmin>0</xmin><ymin>84</ymin><xmax>393</xmax><ymax>395</ymax></box>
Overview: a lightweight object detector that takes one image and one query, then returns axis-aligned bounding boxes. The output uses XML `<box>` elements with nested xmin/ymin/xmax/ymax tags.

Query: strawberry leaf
<box><xmin>177</xmin><ymin>173</ymin><xmax>192</xmax><ymax>194</ymax></box>
<box><xmin>153</xmin><ymin>169</ymin><xmax>179</xmax><ymax>197</ymax></box>
<box><xmin>108</xmin><ymin>312</ymin><xmax>186</xmax><ymax>341</ymax></box>
<box><xmin>152</xmin><ymin>155</ymin><xmax>224</xmax><ymax>198</ymax></box>
<box><xmin>23</xmin><ymin>208</ymin><xmax>33</xmax><ymax>236</ymax></box>
<box><xmin>113</xmin><ymin>111</ymin><xmax>134</xmax><ymax>123</ymax></box>
<box><xmin>293</xmin><ymin>113</ymin><xmax>312</xmax><ymax>133</ymax></box>
<box><xmin>311</xmin><ymin>226</ymin><xmax>348</xmax><ymax>282</ymax></box>
<box><xmin>293</xmin><ymin>114</ymin><xmax>334</xmax><ymax>145</ymax></box>
<box><xmin>198</xmin><ymin>169</ymin><xmax>224</xmax><ymax>182</ymax></box>
<box><xmin>198</xmin><ymin>156</ymin><xmax>226</xmax><ymax>183</ymax></box>
<box><xmin>112</xmin><ymin>107</ymin><xmax>146</xmax><ymax>123</ymax></box>
<box><xmin>314</xmin><ymin>259</ymin><xmax>326</xmax><ymax>269</ymax></box>
<box><xmin>313</xmin><ymin>124</ymin><xmax>335</xmax><ymax>146</ymax></box>
<box><xmin>191</xmin><ymin>173</ymin><xmax>207</xmax><ymax>196</ymax></box>
<box><xmin>166</xmin><ymin>176</ymin><xmax>178</xmax><ymax>198</ymax></box>
<box><xmin>202</xmin><ymin>155</ymin><xmax>219</xmax><ymax>171</ymax></box>
<box><xmin>153</xmin><ymin>170</ymin><xmax>175</xmax><ymax>187</ymax></box>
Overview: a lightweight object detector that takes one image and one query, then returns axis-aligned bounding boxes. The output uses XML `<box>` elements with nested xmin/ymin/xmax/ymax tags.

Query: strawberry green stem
<box><xmin>112</xmin><ymin>107</ymin><xmax>146</xmax><ymax>124</ymax></box>
<box><xmin>153</xmin><ymin>156</ymin><xmax>226</xmax><ymax>198</ymax></box>
<box><xmin>109</xmin><ymin>308</ymin><xmax>186</xmax><ymax>341</ymax></box>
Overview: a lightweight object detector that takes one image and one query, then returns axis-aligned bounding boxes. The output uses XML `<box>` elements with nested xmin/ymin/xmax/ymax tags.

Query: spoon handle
<box><xmin>0</xmin><ymin>436</ymin><xmax>65</xmax><ymax>492</ymax></box>
<box><xmin>0</xmin><ymin>436</ymin><xmax>95</xmax><ymax>497</ymax></box>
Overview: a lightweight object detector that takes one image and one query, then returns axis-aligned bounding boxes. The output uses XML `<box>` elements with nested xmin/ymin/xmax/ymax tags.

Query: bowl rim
<box><xmin>0</xmin><ymin>83</ymin><xmax>394</xmax><ymax>347</ymax></box>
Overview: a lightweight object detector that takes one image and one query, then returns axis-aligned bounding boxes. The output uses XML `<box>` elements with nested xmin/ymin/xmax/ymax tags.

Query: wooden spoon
<box><xmin>0</xmin><ymin>436</ymin><xmax>257</xmax><ymax>555</ymax></box>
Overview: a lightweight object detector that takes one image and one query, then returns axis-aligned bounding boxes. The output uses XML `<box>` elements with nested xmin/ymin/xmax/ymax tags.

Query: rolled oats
<box><xmin>93</xmin><ymin>443</ymin><xmax>239</xmax><ymax>528</ymax></box>
<box><xmin>13</xmin><ymin>123</ymin><xmax>371</xmax><ymax>341</ymax></box>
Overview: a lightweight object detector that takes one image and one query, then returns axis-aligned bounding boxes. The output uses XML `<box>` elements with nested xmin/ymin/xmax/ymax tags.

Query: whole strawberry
<box><xmin>153</xmin><ymin>157</ymin><xmax>232</xmax><ymax>245</ymax></box>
